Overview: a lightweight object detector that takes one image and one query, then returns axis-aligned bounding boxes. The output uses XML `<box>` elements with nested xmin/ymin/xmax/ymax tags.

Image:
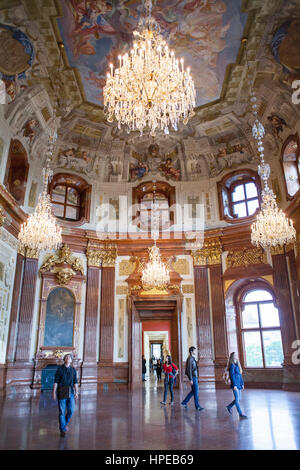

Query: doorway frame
<box><xmin>128</xmin><ymin>294</ymin><xmax>183</xmax><ymax>391</ymax></box>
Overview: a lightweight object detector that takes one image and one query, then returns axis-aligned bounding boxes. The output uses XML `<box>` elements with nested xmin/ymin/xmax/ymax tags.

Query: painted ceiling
<box><xmin>56</xmin><ymin>0</ymin><xmax>248</xmax><ymax>108</ymax></box>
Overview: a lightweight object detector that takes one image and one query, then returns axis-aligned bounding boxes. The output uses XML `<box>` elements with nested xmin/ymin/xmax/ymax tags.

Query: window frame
<box><xmin>51</xmin><ymin>184</ymin><xmax>81</xmax><ymax>222</ymax></box>
<box><xmin>235</xmin><ymin>281</ymin><xmax>284</xmax><ymax>370</ymax></box>
<box><xmin>49</xmin><ymin>173</ymin><xmax>91</xmax><ymax>227</ymax></box>
<box><xmin>217</xmin><ymin>170</ymin><xmax>262</xmax><ymax>224</ymax></box>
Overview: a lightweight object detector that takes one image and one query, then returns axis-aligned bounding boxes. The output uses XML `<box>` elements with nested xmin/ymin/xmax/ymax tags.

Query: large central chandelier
<box><xmin>18</xmin><ymin>130</ymin><xmax>62</xmax><ymax>252</ymax></box>
<box><xmin>142</xmin><ymin>241</ymin><xmax>170</xmax><ymax>290</ymax></box>
<box><xmin>242</xmin><ymin>39</ymin><xmax>296</xmax><ymax>249</ymax></box>
<box><xmin>103</xmin><ymin>0</ymin><xmax>196</xmax><ymax>136</ymax></box>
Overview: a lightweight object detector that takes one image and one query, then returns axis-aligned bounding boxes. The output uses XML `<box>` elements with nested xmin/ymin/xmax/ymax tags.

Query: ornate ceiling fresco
<box><xmin>56</xmin><ymin>0</ymin><xmax>247</xmax><ymax>108</ymax></box>
<box><xmin>1</xmin><ymin>0</ymin><xmax>300</xmax><ymax>185</ymax></box>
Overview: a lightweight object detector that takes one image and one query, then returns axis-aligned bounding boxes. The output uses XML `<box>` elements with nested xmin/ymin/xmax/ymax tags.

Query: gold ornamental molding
<box><xmin>86</xmin><ymin>242</ymin><xmax>118</xmax><ymax>268</ymax></box>
<box><xmin>182</xmin><ymin>284</ymin><xmax>194</xmax><ymax>294</ymax></box>
<box><xmin>192</xmin><ymin>238</ymin><xmax>222</xmax><ymax>266</ymax></box>
<box><xmin>0</xmin><ymin>206</ymin><xmax>5</xmax><ymax>227</ymax></box>
<box><xmin>173</xmin><ymin>258</ymin><xmax>190</xmax><ymax>275</ymax></box>
<box><xmin>40</xmin><ymin>244</ymin><xmax>84</xmax><ymax>285</ymax></box>
<box><xmin>119</xmin><ymin>259</ymin><xmax>136</xmax><ymax>277</ymax></box>
<box><xmin>17</xmin><ymin>244</ymin><xmax>40</xmax><ymax>259</ymax></box>
<box><xmin>116</xmin><ymin>285</ymin><xmax>129</xmax><ymax>296</ymax></box>
<box><xmin>270</xmin><ymin>246</ymin><xmax>285</xmax><ymax>256</ymax></box>
<box><xmin>226</xmin><ymin>247</ymin><xmax>268</xmax><ymax>270</ymax></box>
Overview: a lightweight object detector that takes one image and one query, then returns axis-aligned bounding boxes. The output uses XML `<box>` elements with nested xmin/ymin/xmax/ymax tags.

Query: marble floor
<box><xmin>0</xmin><ymin>374</ymin><xmax>300</xmax><ymax>450</ymax></box>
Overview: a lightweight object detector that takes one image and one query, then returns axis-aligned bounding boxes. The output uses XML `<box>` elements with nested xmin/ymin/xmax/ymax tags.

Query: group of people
<box><xmin>52</xmin><ymin>348</ymin><xmax>247</xmax><ymax>438</ymax></box>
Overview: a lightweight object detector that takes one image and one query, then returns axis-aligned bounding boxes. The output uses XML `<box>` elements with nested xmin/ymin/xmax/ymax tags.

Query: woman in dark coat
<box><xmin>226</xmin><ymin>352</ymin><xmax>247</xmax><ymax>418</ymax></box>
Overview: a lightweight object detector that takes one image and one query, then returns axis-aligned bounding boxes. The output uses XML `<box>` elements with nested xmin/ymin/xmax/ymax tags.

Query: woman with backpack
<box><xmin>160</xmin><ymin>355</ymin><xmax>178</xmax><ymax>406</ymax></box>
<box><xmin>225</xmin><ymin>352</ymin><xmax>247</xmax><ymax>419</ymax></box>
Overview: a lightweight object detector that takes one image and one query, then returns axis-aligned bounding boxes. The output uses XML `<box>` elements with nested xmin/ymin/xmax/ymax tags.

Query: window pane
<box><xmin>232</xmin><ymin>184</ymin><xmax>245</xmax><ymax>202</ymax></box>
<box><xmin>247</xmin><ymin>198</ymin><xmax>259</xmax><ymax>215</ymax></box>
<box><xmin>245</xmin><ymin>182</ymin><xmax>258</xmax><ymax>199</ymax></box>
<box><xmin>233</xmin><ymin>202</ymin><xmax>247</xmax><ymax>218</ymax></box>
<box><xmin>259</xmin><ymin>302</ymin><xmax>280</xmax><ymax>327</ymax></box>
<box><xmin>52</xmin><ymin>185</ymin><xmax>66</xmax><ymax>203</ymax></box>
<box><xmin>262</xmin><ymin>330</ymin><xmax>283</xmax><ymax>367</ymax></box>
<box><xmin>244</xmin><ymin>289</ymin><xmax>273</xmax><ymax>302</ymax></box>
<box><xmin>53</xmin><ymin>203</ymin><xmax>64</xmax><ymax>218</ymax></box>
<box><xmin>241</xmin><ymin>303</ymin><xmax>259</xmax><ymax>328</ymax></box>
<box><xmin>65</xmin><ymin>205</ymin><xmax>79</xmax><ymax>221</ymax></box>
<box><xmin>243</xmin><ymin>331</ymin><xmax>264</xmax><ymax>367</ymax></box>
<box><xmin>66</xmin><ymin>187</ymin><xmax>80</xmax><ymax>206</ymax></box>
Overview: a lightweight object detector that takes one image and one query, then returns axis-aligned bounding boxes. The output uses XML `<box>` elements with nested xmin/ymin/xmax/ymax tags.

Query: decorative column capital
<box><xmin>87</xmin><ymin>242</ymin><xmax>118</xmax><ymax>268</ymax></box>
<box><xmin>86</xmin><ymin>247</ymin><xmax>103</xmax><ymax>268</ymax></box>
<box><xmin>226</xmin><ymin>247</ymin><xmax>267</xmax><ymax>270</ymax></box>
<box><xmin>270</xmin><ymin>245</ymin><xmax>285</xmax><ymax>256</ymax></box>
<box><xmin>18</xmin><ymin>244</ymin><xmax>40</xmax><ymax>259</ymax></box>
<box><xmin>101</xmin><ymin>244</ymin><xmax>118</xmax><ymax>267</ymax></box>
<box><xmin>192</xmin><ymin>238</ymin><xmax>222</xmax><ymax>266</ymax></box>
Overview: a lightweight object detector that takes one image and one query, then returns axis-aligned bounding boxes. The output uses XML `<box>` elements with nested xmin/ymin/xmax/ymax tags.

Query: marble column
<box><xmin>192</xmin><ymin>251</ymin><xmax>215</xmax><ymax>386</ymax></box>
<box><xmin>6</xmin><ymin>247</ymin><xmax>39</xmax><ymax>394</ymax></box>
<box><xmin>81</xmin><ymin>247</ymin><xmax>102</xmax><ymax>393</ymax></box>
<box><xmin>207</xmin><ymin>242</ymin><xmax>228</xmax><ymax>388</ymax></box>
<box><xmin>98</xmin><ymin>245</ymin><xmax>117</xmax><ymax>388</ymax></box>
<box><xmin>272</xmin><ymin>246</ymin><xmax>300</xmax><ymax>391</ymax></box>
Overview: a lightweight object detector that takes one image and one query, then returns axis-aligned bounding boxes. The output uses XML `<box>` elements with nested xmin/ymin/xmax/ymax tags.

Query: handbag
<box><xmin>57</xmin><ymin>385</ymin><xmax>71</xmax><ymax>400</ymax></box>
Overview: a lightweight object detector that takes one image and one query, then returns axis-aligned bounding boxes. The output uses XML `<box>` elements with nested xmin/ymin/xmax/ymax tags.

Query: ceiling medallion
<box><xmin>103</xmin><ymin>0</ymin><xmax>196</xmax><ymax>136</ymax></box>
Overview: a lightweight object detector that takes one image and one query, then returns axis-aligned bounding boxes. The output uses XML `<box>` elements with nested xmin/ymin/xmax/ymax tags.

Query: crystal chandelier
<box><xmin>242</xmin><ymin>39</ymin><xmax>296</xmax><ymax>248</ymax></box>
<box><xmin>18</xmin><ymin>129</ymin><xmax>62</xmax><ymax>252</ymax></box>
<box><xmin>103</xmin><ymin>0</ymin><xmax>196</xmax><ymax>136</ymax></box>
<box><xmin>142</xmin><ymin>241</ymin><xmax>170</xmax><ymax>290</ymax></box>
<box><xmin>141</xmin><ymin>181</ymin><xmax>170</xmax><ymax>289</ymax></box>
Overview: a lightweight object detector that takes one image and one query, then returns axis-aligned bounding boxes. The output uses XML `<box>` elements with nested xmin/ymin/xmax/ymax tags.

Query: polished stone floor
<box><xmin>0</xmin><ymin>373</ymin><xmax>300</xmax><ymax>450</ymax></box>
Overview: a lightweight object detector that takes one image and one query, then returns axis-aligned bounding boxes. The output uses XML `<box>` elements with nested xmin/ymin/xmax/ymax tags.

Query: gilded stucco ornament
<box><xmin>192</xmin><ymin>238</ymin><xmax>222</xmax><ymax>266</ymax></box>
<box><xmin>226</xmin><ymin>247</ymin><xmax>268</xmax><ymax>269</ymax></box>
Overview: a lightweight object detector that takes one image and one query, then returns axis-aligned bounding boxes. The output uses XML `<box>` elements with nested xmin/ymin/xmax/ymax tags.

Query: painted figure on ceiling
<box><xmin>159</xmin><ymin>158</ymin><xmax>181</xmax><ymax>181</ymax></box>
<box><xmin>267</xmin><ymin>113</ymin><xmax>288</xmax><ymax>142</ymax></box>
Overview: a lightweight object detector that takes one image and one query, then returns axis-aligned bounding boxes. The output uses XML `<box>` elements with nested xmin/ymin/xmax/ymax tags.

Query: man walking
<box><xmin>142</xmin><ymin>355</ymin><xmax>147</xmax><ymax>381</ymax></box>
<box><xmin>181</xmin><ymin>346</ymin><xmax>204</xmax><ymax>411</ymax></box>
<box><xmin>52</xmin><ymin>353</ymin><xmax>79</xmax><ymax>437</ymax></box>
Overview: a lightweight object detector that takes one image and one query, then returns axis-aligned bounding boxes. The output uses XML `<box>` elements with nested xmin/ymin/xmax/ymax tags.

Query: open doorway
<box><xmin>128</xmin><ymin>295</ymin><xmax>183</xmax><ymax>391</ymax></box>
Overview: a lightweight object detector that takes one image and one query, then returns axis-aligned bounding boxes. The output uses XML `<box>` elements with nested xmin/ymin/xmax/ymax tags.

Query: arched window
<box><xmin>238</xmin><ymin>287</ymin><xmax>284</xmax><ymax>368</ymax></box>
<box><xmin>281</xmin><ymin>134</ymin><xmax>300</xmax><ymax>199</ymax></box>
<box><xmin>218</xmin><ymin>170</ymin><xmax>261</xmax><ymax>223</ymax></box>
<box><xmin>49</xmin><ymin>173</ymin><xmax>91</xmax><ymax>226</ymax></box>
<box><xmin>132</xmin><ymin>181</ymin><xmax>175</xmax><ymax>231</ymax></box>
<box><xmin>4</xmin><ymin>139</ymin><xmax>29</xmax><ymax>205</ymax></box>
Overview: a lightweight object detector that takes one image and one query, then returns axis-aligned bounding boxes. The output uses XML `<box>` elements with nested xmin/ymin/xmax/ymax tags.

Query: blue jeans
<box><xmin>58</xmin><ymin>393</ymin><xmax>75</xmax><ymax>432</ymax></box>
<box><xmin>227</xmin><ymin>388</ymin><xmax>243</xmax><ymax>416</ymax></box>
<box><xmin>142</xmin><ymin>373</ymin><xmax>145</xmax><ymax>381</ymax></box>
<box><xmin>182</xmin><ymin>376</ymin><xmax>200</xmax><ymax>409</ymax></box>
<box><xmin>163</xmin><ymin>377</ymin><xmax>174</xmax><ymax>403</ymax></box>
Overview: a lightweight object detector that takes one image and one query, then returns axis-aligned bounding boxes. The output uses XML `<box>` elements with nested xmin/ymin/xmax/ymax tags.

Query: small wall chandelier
<box><xmin>242</xmin><ymin>39</ymin><xmax>296</xmax><ymax>249</ymax></box>
<box><xmin>103</xmin><ymin>0</ymin><xmax>196</xmax><ymax>136</ymax></box>
<box><xmin>18</xmin><ymin>129</ymin><xmax>62</xmax><ymax>252</ymax></box>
